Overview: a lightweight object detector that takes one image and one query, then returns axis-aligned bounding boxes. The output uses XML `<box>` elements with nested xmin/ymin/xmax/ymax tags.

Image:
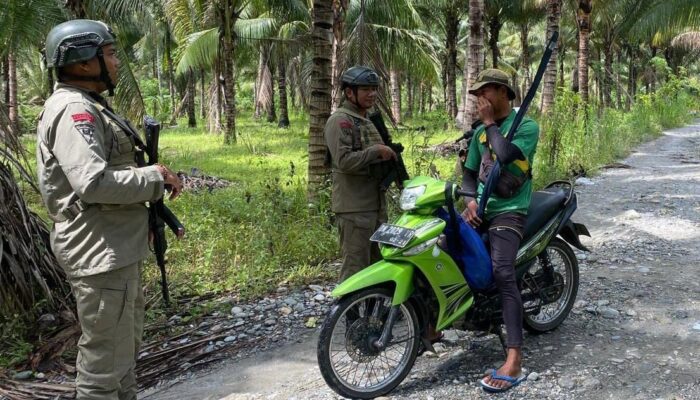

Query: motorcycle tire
<box><xmin>523</xmin><ymin>238</ymin><xmax>579</xmax><ymax>333</ymax></box>
<box><xmin>317</xmin><ymin>287</ymin><xmax>420</xmax><ymax>399</ymax></box>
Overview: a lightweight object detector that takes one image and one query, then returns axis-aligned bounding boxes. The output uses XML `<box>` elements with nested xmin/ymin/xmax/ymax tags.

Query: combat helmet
<box><xmin>44</xmin><ymin>19</ymin><xmax>117</xmax><ymax>95</ymax></box>
<box><xmin>341</xmin><ymin>66</ymin><xmax>380</xmax><ymax>89</ymax></box>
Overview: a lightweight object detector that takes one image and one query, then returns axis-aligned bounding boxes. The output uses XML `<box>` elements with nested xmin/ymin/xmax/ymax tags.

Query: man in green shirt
<box><xmin>461</xmin><ymin>69</ymin><xmax>539</xmax><ymax>392</ymax></box>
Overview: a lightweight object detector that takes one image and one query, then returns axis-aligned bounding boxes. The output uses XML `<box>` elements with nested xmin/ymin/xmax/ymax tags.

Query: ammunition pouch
<box><xmin>478</xmin><ymin>149</ymin><xmax>529</xmax><ymax>198</ymax></box>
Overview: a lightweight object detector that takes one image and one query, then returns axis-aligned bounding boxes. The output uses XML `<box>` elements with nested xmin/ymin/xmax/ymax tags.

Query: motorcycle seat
<box><xmin>522</xmin><ymin>188</ymin><xmax>568</xmax><ymax>243</ymax></box>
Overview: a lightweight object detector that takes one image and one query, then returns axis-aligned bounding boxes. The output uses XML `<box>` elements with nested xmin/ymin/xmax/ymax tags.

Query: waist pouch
<box><xmin>478</xmin><ymin>150</ymin><xmax>527</xmax><ymax>198</ymax></box>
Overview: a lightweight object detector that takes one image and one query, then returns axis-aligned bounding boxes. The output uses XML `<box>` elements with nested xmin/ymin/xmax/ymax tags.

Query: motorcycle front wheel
<box><xmin>317</xmin><ymin>287</ymin><xmax>420</xmax><ymax>399</ymax></box>
<box><xmin>522</xmin><ymin>237</ymin><xmax>579</xmax><ymax>333</ymax></box>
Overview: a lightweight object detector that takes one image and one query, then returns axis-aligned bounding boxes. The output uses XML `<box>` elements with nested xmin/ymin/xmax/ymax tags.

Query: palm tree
<box><xmin>415</xmin><ymin>0</ymin><xmax>469</xmax><ymax>120</ymax></box>
<box><xmin>576</xmin><ymin>0</ymin><xmax>592</xmax><ymax>104</ymax></box>
<box><xmin>541</xmin><ymin>0</ymin><xmax>562</xmax><ymax>114</ymax></box>
<box><xmin>463</xmin><ymin>0</ymin><xmax>485</xmax><ymax>127</ymax></box>
<box><xmin>0</xmin><ymin>0</ymin><xmax>64</xmax><ymax>135</ymax></box>
<box><xmin>307</xmin><ymin>0</ymin><xmax>333</xmax><ymax>197</ymax></box>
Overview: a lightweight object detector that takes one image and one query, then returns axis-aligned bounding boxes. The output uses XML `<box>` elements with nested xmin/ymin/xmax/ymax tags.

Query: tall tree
<box><xmin>463</xmin><ymin>0</ymin><xmax>485</xmax><ymax>127</ymax></box>
<box><xmin>541</xmin><ymin>0</ymin><xmax>562</xmax><ymax>114</ymax></box>
<box><xmin>307</xmin><ymin>0</ymin><xmax>333</xmax><ymax>197</ymax></box>
<box><xmin>577</xmin><ymin>0</ymin><xmax>592</xmax><ymax>104</ymax></box>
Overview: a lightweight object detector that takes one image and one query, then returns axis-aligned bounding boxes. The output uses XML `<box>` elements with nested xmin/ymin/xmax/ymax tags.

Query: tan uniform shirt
<box><xmin>36</xmin><ymin>83</ymin><xmax>164</xmax><ymax>278</ymax></box>
<box><xmin>324</xmin><ymin>100</ymin><xmax>386</xmax><ymax>213</ymax></box>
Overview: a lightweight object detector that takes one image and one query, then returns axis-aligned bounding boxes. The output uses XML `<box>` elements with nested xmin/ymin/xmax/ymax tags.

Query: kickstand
<box><xmin>491</xmin><ymin>325</ymin><xmax>508</xmax><ymax>358</ymax></box>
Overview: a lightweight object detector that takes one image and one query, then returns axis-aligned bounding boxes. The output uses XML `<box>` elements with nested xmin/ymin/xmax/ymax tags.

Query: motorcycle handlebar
<box><xmin>455</xmin><ymin>189</ymin><xmax>476</xmax><ymax>199</ymax></box>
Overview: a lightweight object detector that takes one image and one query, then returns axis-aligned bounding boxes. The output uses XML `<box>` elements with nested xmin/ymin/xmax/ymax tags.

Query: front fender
<box><xmin>332</xmin><ymin>260</ymin><xmax>414</xmax><ymax>306</ymax></box>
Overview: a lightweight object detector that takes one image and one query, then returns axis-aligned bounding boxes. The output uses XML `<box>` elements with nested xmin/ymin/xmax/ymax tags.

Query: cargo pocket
<box><xmin>110</xmin><ymin>121</ymin><xmax>135</xmax><ymax>155</ymax></box>
<box><xmin>74</xmin><ymin>282</ymin><xmax>127</xmax><ymax>375</ymax></box>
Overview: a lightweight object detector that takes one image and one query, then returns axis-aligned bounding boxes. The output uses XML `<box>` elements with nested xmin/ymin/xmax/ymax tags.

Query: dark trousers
<box><xmin>482</xmin><ymin>212</ymin><xmax>526</xmax><ymax>348</ymax></box>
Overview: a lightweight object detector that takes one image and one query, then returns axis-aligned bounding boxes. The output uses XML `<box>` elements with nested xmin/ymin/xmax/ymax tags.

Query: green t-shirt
<box><xmin>465</xmin><ymin>109</ymin><xmax>539</xmax><ymax>220</ymax></box>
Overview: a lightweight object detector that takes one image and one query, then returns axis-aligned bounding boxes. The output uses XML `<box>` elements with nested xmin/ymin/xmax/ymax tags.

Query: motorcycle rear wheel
<box><xmin>523</xmin><ymin>238</ymin><xmax>579</xmax><ymax>333</ymax></box>
<box><xmin>317</xmin><ymin>287</ymin><xmax>420</xmax><ymax>399</ymax></box>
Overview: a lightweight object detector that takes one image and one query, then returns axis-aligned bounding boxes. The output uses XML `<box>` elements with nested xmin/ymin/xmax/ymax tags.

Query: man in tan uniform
<box><xmin>324</xmin><ymin>66</ymin><xmax>396</xmax><ymax>281</ymax></box>
<box><xmin>37</xmin><ymin>20</ymin><xmax>182</xmax><ymax>399</ymax></box>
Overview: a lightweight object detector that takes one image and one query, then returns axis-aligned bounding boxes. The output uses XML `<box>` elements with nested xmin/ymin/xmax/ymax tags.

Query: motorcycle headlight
<box><xmin>399</xmin><ymin>185</ymin><xmax>426</xmax><ymax>211</ymax></box>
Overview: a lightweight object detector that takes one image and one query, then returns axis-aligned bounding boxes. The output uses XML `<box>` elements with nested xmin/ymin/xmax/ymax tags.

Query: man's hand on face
<box><xmin>477</xmin><ymin>96</ymin><xmax>496</xmax><ymax>126</ymax></box>
<box><xmin>377</xmin><ymin>144</ymin><xmax>397</xmax><ymax>161</ymax></box>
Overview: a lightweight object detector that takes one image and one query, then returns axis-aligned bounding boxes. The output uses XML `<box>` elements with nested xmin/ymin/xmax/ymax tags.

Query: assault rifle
<box><xmin>143</xmin><ymin>116</ymin><xmax>185</xmax><ymax>307</ymax></box>
<box><xmin>368</xmin><ymin>111</ymin><xmax>410</xmax><ymax>191</ymax></box>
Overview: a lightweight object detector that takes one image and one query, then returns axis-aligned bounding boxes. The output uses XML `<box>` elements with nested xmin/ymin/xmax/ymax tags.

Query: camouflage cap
<box><xmin>468</xmin><ymin>68</ymin><xmax>516</xmax><ymax>100</ymax></box>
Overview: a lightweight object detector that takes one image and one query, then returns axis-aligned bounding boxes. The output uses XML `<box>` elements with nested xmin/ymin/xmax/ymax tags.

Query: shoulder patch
<box><xmin>75</xmin><ymin>123</ymin><xmax>96</xmax><ymax>144</ymax></box>
<box><xmin>339</xmin><ymin>120</ymin><xmax>353</xmax><ymax>129</ymax></box>
<box><xmin>72</xmin><ymin>112</ymin><xmax>96</xmax><ymax>124</ymax></box>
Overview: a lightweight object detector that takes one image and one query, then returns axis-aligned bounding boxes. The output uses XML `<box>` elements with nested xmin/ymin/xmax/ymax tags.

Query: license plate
<box><xmin>370</xmin><ymin>224</ymin><xmax>416</xmax><ymax>248</ymax></box>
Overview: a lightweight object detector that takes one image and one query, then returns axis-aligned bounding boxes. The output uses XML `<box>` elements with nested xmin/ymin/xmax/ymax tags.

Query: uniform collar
<box><xmin>340</xmin><ymin>99</ymin><xmax>369</xmax><ymax>118</ymax></box>
<box><xmin>54</xmin><ymin>82</ymin><xmax>110</xmax><ymax>109</ymax></box>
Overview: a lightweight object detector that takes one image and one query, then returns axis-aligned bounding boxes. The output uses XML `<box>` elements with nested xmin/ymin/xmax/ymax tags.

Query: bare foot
<box><xmin>482</xmin><ymin>348</ymin><xmax>523</xmax><ymax>390</ymax></box>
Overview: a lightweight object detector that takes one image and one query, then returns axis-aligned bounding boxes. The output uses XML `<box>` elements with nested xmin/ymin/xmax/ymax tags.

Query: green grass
<box><xmin>14</xmin><ymin>75</ymin><xmax>700</xmax><ymax>306</ymax></box>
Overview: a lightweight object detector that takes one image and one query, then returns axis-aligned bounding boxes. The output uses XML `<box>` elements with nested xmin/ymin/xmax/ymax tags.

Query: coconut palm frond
<box><xmin>164</xmin><ymin>0</ymin><xmax>198</xmax><ymax>42</ymax></box>
<box><xmin>175</xmin><ymin>27</ymin><xmax>219</xmax><ymax>76</ymax></box>
<box><xmin>235</xmin><ymin>17</ymin><xmax>278</xmax><ymax>44</ymax></box>
<box><xmin>114</xmin><ymin>43</ymin><xmax>146</xmax><ymax>123</ymax></box>
<box><xmin>370</xmin><ymin>25</ymin><xmax>440</xmax><ymax>83</ymax></box>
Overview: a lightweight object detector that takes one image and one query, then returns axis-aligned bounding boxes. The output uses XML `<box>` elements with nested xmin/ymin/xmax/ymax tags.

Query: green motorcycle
<box><xmin>317</xmin><ymin>176</ymin><xmax>590</xmax><ymax>399</ymax></box>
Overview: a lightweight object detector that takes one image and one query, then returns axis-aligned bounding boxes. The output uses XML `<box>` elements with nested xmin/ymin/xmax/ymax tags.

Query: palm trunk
<box><xmin>602</xmin><ymin>37</ymin><xmax>613</xmax><ymax>108</ymax></box>
<box><xmin>187</xmin><ymin>69</ymin><xmax>196</xmax><ymax>127</ymax></box>
<box><xmin>166</xmin><ymin>29</ymin><xmax>176</xmax><ymax>115</ymax></box>
<box><xmin>331</xmin><ymin>0</ymin><xmax>348</xmax><ymax>112</ymax></box>
<box><xmin>488</xmin><ymin>17</ymin><xmax>502</xmax><ymax>68</ymax></box>
<box><xmin>577</xmin><ymin>0</ymin><xmax>591</xmax><ymax>104</ymax></box>
<box><xmin>420</xmin><ymin>81</ymin><xmax>426</xmax><ymax>114</ymax></box>
<box><xmin>3</xmin><ymin>56</ymin><xmax>9</xmax><ymax>105</ymax></box>
<box><xmin>220</xmin><ymin>2</ymin><xmax>238</xmax><ymax>145</ymax></box>
<box><xmin>615</xmin><ymin>50</ymin><xmax>623</xmax><ymax>109</ymax></box>
<box><xmin>428</xmin><ymin>85</ymin><xmax>433</xmax><ymax>111</ymax></box>
<box><xmin>254</xmin><ymin>49</ymin><xmax>267</xmax><ymax>119</ymax></box>
<box><xmin>307</xmin><ymin>0</ymin><xmax>333</xmax><ymax>196</ymax></box>
<box><xmin>627</xmin><ymin>50</ymin><xmax>635</xmax><ymax>110</ymax></box>
<box><xmin>8</xmin><ymin>51</ymin><xmax>18</xmax><ymax>135</ymax></box>
<box><xmin>465</xmin><ymin>0</ymin><xmax>484</xmax><ymax>127</ymax></box>
<box><xmin>445</xmin><ymin>8</ymin><xmax>459</xmax><ymax>120</ymax></box>
<box><xmin>200</xmin><ymin>69</ymin><xmax>206</xmax><ymax>119</ymax></box>
<box><xmin>278</xmin><ymin>59</ymin><xmax>290</xmax><ymax>128</ymax></box>
<box><xmin>519</xmin><ymin>23</ymin><xmax>531</xmax><ymax>89</ymax></box>
<box><xmin>406</xmin><ymin>75</ymin><xmax>414</xmax><ymax>119</ymax></box>
<box><xmin>558</xmin><ymin>48</ymin><xmax>565</xmax><ymax>88</ymax></box>
<box><xmin>541</xmin><ymin>0</ymin><xmax>562</xmax><ymax>114</ymax></box>
<box><xmin>267</xmin><ymin>62</ymin><xmax>277</xmax><ymax>123</ymax></box>
<box><xmin>390</xmin><ymin>69</ymin><xmax>401</xmax><ymax>124</ymax></box>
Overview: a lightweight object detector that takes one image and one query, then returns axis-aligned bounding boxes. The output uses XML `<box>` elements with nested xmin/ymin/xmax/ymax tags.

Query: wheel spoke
<box><xmin>323</xmin><ymin>290</ymin><xmax>417</xmax><ymax>393</ymax></box>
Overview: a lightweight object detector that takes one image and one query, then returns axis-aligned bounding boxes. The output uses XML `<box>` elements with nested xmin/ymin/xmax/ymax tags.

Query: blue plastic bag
<box><xmin>437</xmin><ymin>208</ymin><xmax>493</xmax><ymax>290</ymax></box>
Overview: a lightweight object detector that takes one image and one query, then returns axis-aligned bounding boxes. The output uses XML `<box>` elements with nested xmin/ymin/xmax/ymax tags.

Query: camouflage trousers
<box><xmin>69</xmin><ymin>262</ymin><xmax>144</xmax><ymax>400</ymax></box>
<box><xmin>336</xmin><ymin>210</ymin><xmax>386</xmax><ymax>282</ymax></box>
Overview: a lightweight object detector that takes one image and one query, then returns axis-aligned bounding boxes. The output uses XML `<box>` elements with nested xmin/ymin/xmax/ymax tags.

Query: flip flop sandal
<box><xmin>480</xmin><ymin>369</ymin><xmax>527</xmax><ymax>393</ymax></box>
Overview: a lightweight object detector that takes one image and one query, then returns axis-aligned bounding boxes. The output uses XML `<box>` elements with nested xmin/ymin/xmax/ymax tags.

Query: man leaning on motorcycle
<box><xmin>461</xmin><ymin>69</ymin><xmax>540</xmax><ymax>392</ymax></box>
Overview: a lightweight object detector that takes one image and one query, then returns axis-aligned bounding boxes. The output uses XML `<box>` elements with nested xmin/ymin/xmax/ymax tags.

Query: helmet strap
<box><xmin>96</xmin><ymin>48</ymin><xmax>115</xmax><ymax>96</ymax></box>
<box><xmin>350</xmin><ymin>87</ymin><xmax>360</xmax><ymax>108</ymax></box>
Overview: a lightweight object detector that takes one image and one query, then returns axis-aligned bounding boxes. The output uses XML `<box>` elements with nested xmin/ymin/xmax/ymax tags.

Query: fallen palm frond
<box><xmin>0</xmin><ymin>160</ymin><xmax>70</xmax><ymax>319</ymax></box>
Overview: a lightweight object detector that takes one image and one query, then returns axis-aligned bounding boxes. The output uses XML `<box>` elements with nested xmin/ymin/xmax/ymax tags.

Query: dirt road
<box><xmin>143</xmin><ymin>120</ymin><xmax>700</xmax><ymax>400</ymax></box>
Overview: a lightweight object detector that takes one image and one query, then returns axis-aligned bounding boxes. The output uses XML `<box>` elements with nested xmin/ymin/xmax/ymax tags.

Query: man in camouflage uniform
<box><xmin>324</xmin><ymin>66</ymin><xmax>396</xmax><ymax>282</ymax></box>
<box><xmin>37</xmin><ymin>20</ymin><xmax>182</xmax><ymax>399</ymax></box>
